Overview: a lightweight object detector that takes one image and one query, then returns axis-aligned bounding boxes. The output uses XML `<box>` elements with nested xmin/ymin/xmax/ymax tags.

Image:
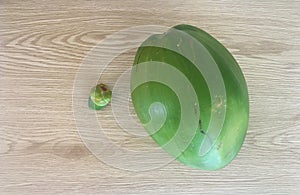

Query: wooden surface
<box><xmin>1</xmin><ymin>0</ymin><xmax>300</xmax><ymax>194</ymax></box>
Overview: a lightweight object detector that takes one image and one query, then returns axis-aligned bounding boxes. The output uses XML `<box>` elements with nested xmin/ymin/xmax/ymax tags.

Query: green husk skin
<box><xmin>131</xmin><ymin>24</ymin><xmax>249</xmax><ymax>170</ymax></box>
<box><xmin>88</xmin><ymin>97</ymin><xmax>106</xmax><ymax>110</ymax></box>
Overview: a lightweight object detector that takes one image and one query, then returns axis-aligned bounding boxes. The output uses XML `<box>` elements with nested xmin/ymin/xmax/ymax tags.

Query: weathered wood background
<box><xmin>1</xmin><ymin>0</ymin><xmax>299</xmax><ymax>194</ymax></box>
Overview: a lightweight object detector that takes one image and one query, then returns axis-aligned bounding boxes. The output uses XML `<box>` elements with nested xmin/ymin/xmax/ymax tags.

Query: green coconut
<box><xmin>89</xmin><ymin>83</ymin><xmax>112</xmax><ymax>110</ymax></box>
<box><xmin>130</xmin><ymin>24</ymin><xmax>249</xmax><ymax>170</ymax></box>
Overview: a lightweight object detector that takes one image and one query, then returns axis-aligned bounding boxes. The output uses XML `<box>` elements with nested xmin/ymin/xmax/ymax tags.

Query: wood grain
<box><xmin>1</xmin><ymin>0</ymin><xmax>300</xmax><ymax>194</ymax></box>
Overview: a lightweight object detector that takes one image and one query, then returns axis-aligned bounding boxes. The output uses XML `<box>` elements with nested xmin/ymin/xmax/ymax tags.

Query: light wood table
<box><xmin>1</xmin><ymin>0</ymin><xmax>299</xmax><ymax>194</ymax></box>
